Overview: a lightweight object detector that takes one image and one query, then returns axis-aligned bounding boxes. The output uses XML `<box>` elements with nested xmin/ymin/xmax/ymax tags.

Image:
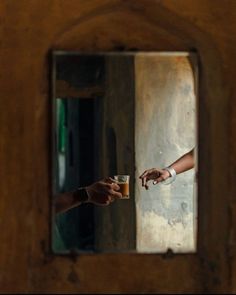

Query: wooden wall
<box><xmin>0</xmin><ymin>0</ymin><xmax>236</xmax><ymax>293</ymax></box>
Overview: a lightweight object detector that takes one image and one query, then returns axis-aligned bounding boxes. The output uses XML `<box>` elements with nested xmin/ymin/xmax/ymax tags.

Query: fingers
<box><xmin>102</xmin><ymin>193</ymin><xmax>121</xmax><ymax>206</ymax></box>
<box><xmin>144</xmin><ymin>178</ymin><xmax>152</xmax><ymax>190</ymax></box>
<box><xmin>102</xmin><ymin>182</ymin><xmax>120</xmax><ymax>192</ymax></box>
<box><xmin>102</xmin><ymin>181</ymin><xmax>122</xmax><ymax>200</ymax></box>
<box><xmin>139</xmin><ymin>170</ymin><xmax>150</xmax><ymax>187</ymax></box>
<box><xmin>139</xmin><ymin>170</ymin><xmax>148</xmax><ymax>179</ymax></box>
<box><xmin>139</xmin><ymin>168</ymin><xmax>168</xmax><ymax>189</ymax></box>
<box><xmin>107</xmin><ymin>185</ymin><xmax>122</xmax><ymax>199</ymax></box>
<box><xmin>111</xmin><ymin>191</ymin><xmax>123</xmax><ymax>199</ymax></box>
<box><xmin>153</xmin><ymin>178</ymin><xmax>163</xmax><ymax>185</ymax></box>
<box><xmin>98</xmin><ymin>197</ymin><xmax>111</xmax><ymax>206</ymax></box>
<box><xmin>139</xmin><ymin>168</ymin><xmax>155</xmax><ymax>179</ymax></box>
<box><xmin>142</xmin><ymin>174</ymin><xmax>153</xmax><ymax>189</ymax></box>
<box><xmin>104</xmin><ymin>177</ymin><xmax>118</xmax><ymax>184</ymax></box>
<box><xmin>111</xmin><ymin>182</ymin><xmax>120</xmax><ymax>191</ymax></box>
<box><xmin>107</xmin><ymin>195</ymin><xmax>115</xmax><ymax>203</ymax></box>
<box><xmin>139</xmin><ymin>168</ymin><xmax>160</xmax><ymax>188</ymax></box>
<box><xmin>153</xmin><ymin>173</ymin><xmax>169</xmax><ymax>184</ymax></box>
<box><xmin>142</xmin><ymin>176</ymin><xmax>146</xmax><ymax>187</ymax></box>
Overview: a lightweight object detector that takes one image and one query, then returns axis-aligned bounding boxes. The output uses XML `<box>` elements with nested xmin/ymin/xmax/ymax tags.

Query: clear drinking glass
<box><xmin>114</xmin><ymin>175</ymin><xmax>130</xmax><ymax>199</ymax></box>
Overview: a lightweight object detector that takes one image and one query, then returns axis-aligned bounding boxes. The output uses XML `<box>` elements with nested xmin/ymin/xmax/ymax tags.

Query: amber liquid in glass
<box><xmin>118</xmin><ymin>182</ymin><xmax>129</xmax><ymax>198</ymax></box>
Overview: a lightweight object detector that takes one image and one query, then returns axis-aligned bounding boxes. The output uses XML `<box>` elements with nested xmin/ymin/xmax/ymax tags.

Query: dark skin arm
<box><xmin>139</xmin><ymin>149</ymin><xmax>195</xmax><ymax>189</ymax></box>
<box><xmin>54</xmin><ymin>178</ymin><xmax>122</xmax><ymax>214</ymax></box>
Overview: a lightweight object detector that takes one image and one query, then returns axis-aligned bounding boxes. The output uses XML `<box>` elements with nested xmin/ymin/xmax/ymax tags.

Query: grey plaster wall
<box><xmin>135</xmin><ymin>53</ymin><xmax>197</xmax><ymax>253</ymax></box>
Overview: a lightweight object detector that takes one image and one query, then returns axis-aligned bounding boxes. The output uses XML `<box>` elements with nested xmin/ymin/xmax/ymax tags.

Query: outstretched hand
<box><xmin>139</xmin><ymin>168</ymin><xmax>170</xmax><ymax>190</ymax></box>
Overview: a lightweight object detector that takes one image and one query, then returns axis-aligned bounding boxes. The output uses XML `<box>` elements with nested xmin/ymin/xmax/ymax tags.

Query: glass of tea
<box><xmin>114</xmin><ymin>175</ymin><xmax>130</xmax><ymax>199</ymax></box>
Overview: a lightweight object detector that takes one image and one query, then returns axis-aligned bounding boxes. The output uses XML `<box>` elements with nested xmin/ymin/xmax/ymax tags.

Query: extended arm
<box><xmin>54</xmin><ymin>178</ymin><xmax>122</xmax><ymax>214</ymax></box>
<box><xmin>139</xmin><ymin>149</ymin><xmax>195</xmax><ymax>189</ymax></box>
<box><xmin>168</xmin><ymin>149</ymin><xmax>194</xmax><ymax>174</ymax></box>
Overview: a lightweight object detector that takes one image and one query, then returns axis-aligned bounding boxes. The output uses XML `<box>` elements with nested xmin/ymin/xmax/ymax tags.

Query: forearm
<box><xmin>54</xmin><ymin>188</ymin><xmax>88</xmax><ymax>214</ymax></box>
<box><xmin>168</xmin><ymin>149</ymin><xmax>194</xmax><ymax>175</ymax></box>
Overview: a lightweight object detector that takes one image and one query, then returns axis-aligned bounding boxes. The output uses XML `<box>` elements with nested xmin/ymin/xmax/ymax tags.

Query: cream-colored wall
<box><xmin>0</xmin><ymin>0</ymin><xmax>235</xmax><ymax>293</ymax></box>
<box><xmin>135</xmin><ymin>54</ymin><xmax>196</xmax><ymax>253</ymax></box>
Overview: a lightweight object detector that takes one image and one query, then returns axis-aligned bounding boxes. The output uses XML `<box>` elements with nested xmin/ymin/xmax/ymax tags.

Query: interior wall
<box><xmin>0</xmin><ymin>0</ymin><xmax>235</xmax><ymax>293</ymax></box>
<box><xmin>135</xmin><ymin>54</ymin><xmax>196</xmax><ymax>253</ymax></box>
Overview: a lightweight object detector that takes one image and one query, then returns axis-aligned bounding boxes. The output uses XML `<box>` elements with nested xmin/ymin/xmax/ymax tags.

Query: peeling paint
<box><xmin>135</xmin><ymin>55</ymin><xmax>197</xmax><ymax>253</ymax></box>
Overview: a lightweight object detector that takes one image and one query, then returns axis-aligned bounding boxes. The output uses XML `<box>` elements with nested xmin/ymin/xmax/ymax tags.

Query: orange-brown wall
<box><xmin>0</xmin><ymin>0</ymin><xmax>236</xmax><ymax>293</ymax></box>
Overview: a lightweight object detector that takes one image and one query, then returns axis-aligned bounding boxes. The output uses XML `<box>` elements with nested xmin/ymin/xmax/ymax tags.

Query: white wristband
<box><xmin>162</xmin><ymin>167</ymin><xmax>176</xmax><ymax>185</ymax></box>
